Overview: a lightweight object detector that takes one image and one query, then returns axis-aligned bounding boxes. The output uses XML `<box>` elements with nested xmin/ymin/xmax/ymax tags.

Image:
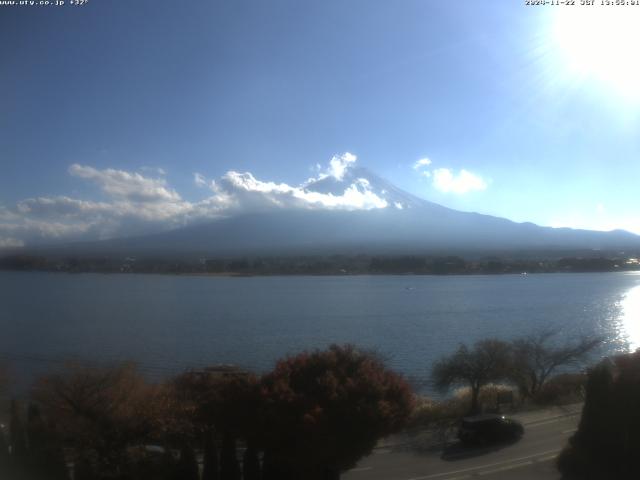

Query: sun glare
<box><xmin>621</xmin><ymin>284</ymin><xmax>640</xmax><ymax>351</ymax></box>
<box><xmin>553</xmin><ymin>6</ymin><xmax>640</xmax><ymax>100</ymax></box>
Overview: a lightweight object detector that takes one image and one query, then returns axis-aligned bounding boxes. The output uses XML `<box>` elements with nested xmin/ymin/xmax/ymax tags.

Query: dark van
<box><xmin>458</xmin><ymin>414</ymin><xmax>524</xmax><ymax>445</ymax></box>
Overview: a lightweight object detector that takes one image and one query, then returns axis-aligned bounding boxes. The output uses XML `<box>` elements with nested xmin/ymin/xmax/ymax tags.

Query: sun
<box><xmin>553</xmin><ymin>5</ymin><xmax>640</xmax><ymax>100</ymax></box>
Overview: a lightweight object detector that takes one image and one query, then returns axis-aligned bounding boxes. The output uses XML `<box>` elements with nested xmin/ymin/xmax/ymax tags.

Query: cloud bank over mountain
<box><xmin>411</xmin><ymin>157</ymin><xmax>487</xmax><ymax>194</ymax></box>
<box><xmin>432</xmin><ymin>168</ymin><xmax>487</xmax><ymax>194</ymax></box>
<box><xmin>0</xmin><ymin>153</ymin><xmax>390</xmax><ymax>246</ymax></box>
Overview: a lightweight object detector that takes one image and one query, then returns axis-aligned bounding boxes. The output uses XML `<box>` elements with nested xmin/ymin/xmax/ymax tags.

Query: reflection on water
<box><xmin>621</xmin><ymin>285</ymin><xmax>640</xmax><ymax>351</ymax></box>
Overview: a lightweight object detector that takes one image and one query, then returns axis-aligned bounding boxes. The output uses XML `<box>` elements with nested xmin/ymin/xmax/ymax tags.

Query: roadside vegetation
<box><xmin>0</xmin><ymin>345</ymin><xmax>413</xmax><ymax>480</ymax></box>
<box><xmin>557</xmin><ymin>350</ymin><xmax>640</xmax><ymax>479</ymax></box>
<box><xmin>0</xmin><ymin>332</ymin><xmax>602</xmax><ymax>480</ymax></box>
<box><xmin>407</xmin><ymin>330</ymin><xmax>599</xmax><ymax>437</ymax></box>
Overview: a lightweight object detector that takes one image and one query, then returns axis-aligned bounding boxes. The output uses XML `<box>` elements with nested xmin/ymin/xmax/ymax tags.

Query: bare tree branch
<box><xmin>509</xmin><ymin>330</ymin><xmax>601</xmax><ymax>399</ymax></box>
<box><xmin>431</xmin><ymin>339</ymin><xmax>511</xmax><ymax>414</ymax></box>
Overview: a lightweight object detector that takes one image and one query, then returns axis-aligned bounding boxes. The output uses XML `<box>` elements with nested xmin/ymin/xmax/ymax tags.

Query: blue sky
<box><xmin>2</xmin><ymin>0</ymin><xmax>640</xmax><ymax>246</ymax></box>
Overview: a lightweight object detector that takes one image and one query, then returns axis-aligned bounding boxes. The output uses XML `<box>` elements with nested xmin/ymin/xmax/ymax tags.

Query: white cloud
<box><xmin>0</xmin><ymin>218</ymin><xmax>97</xmax><ymax>240</ymax></box>
<box><xmin>194</xmin><ymin>173</ymin><xmax>218</xmax><ymax>191</ymax></box>
<box><xmin>320</xmin><ymin>152</ymin><xmax>357</xmax><ymax>181</ymax></box>
<box><xmin>16</xmin><ymin>196</ymin><xmax>113</xmax><ymax>217</ymax></box>
<box><xmin>69</xmin><ymin>164</ymin><xmax>181</xmax><ymax>202</ymax></box>
<box><xmin>194</xmin><ymin>172</ymin><xmax>208</xmax><ymax>188</ymax></box>
<box><xmin>140</xmin><ymin>166</ymin><xmax>167</xmax><ymax>176</ymax></box>
<box><xmin>0</xmin><ymin>237</ymin><xmax>24</xmax><ymax>248</ymax></box>
<box><xmin>413</xmin><ymin>158</ymin><xmax>432</xmax><ymax>170</ymax></box>
<box><xmin>219</xmin><ymin>169</ymin><xmax>387</xmax><ymax>211</ymax></box>
<box><xmin>432</xmin><ymin>168</ymin><xmax>487</xmax><ymax>194</ymax></box>
<box><xmin>1</xmin><ymin>153</ymin><xmax>390</xmax><ymax>245</ymax></box>
<box><xmin>1</xmin><ymin>165</ymin><xmax>206</xmax><ymax>244</ymax></box>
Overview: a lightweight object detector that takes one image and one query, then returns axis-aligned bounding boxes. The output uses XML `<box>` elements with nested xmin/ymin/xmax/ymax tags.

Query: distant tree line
<box><xmin>1</xmin><ymin>253</ymin><xmax>639</xmax><ymax>275</ymax></box>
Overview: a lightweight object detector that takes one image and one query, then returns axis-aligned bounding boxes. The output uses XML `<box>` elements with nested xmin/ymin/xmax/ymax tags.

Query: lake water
<box><xmin>2</xmin><ymin>271</ymin><xmax>640</xmax><ymax>393</ymax></box>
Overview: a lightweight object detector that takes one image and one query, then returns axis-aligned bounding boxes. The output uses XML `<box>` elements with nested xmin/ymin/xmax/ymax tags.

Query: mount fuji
<box><xmin>56</xmin><ymin>166</ymin><xmax>640</xmax><ymax>258</ymax></box>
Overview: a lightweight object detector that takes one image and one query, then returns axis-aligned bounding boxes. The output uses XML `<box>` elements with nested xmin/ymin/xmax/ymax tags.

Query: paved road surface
<box><xmin>344</xmin><ymin>405</ymin><xmax>582</xmax><ymax>480</ymax></box>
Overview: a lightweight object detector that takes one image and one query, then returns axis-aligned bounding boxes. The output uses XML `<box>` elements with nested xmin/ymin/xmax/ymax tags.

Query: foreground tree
<box><xmin>242</xmin><ymin>441</ymin><xmax>260</xmax><ymax>480</ymax></box>
<box><xmin>26</xmin><ymin>403</ymin><xmax>69</xmax><ymax>480</ymax></box>
<box><xmin>32</xmin><ymin>363</ymin><xmax>158</xmax><ymax>478</ymax></box>
<box><xmin>509</xmin><ymin>330</ymin><xmax>600</xmax><ymax>400</ymax></box>
<box><xmin>201</xmin><ymin>429</ymin><xmax>219</xmax><ymax>480</ymax></box>
<box><xmin>74</xmin><ymin>454</ymin><xmax>96</xmax><ymax>480</ymax></box>
<box><xmin>10</xmin><ymin>399</ymin><xmax>28</xmax><ymax>461</ymax></box>
<box><xmin>169</xmin><ymin>367</ymin><xmax>259</xmax><ymax>479</ymax></box>
<box><xmin>557</xmin><ymin>351</ymin><xmax>640</xmax><ymax>479</ymax></box>
<box><xmin>0</xmin><ymin>427</ymin><xmax>9</xmax><ymax>476</ymax></box>
<box><xmin>220</xmin><ymin>432</ymin><xmax>241</xmax><ymax>480</ymax></box>
<box><xmin>0</xmin><ymin>365</ymin><xmax>8</xmax><ymax>475</ymax></box>
<box><xmin>174</xmin><ymin>445</ymin><xmax>199</xmax><ymax>480</ymax></box>
<box><xmin>259</xmin><ymin>344</ymin><xmax>414</xmax><ymax>479</ymax></box>
<box><xmin>432</xmin><ymin>339</ymin><xmax>511</xmax><ymax>414</ymax></box>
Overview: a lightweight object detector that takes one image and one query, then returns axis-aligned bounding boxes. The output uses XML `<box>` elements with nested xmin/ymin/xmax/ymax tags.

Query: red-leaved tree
<box><xmin>258</xmin><ymin>344</ymin><xmax>414</xmax><ymax>480</ymax></box>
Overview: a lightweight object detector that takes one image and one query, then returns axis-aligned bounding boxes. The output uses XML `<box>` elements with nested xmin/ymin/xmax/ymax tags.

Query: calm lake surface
<box><xmin>2</xmin><ymin>271</ymin><xmax>640</xmax><ymax>393</ymax></box>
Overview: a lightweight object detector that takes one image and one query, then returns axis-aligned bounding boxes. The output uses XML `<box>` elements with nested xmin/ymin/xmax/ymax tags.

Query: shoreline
<box><xmin>1</xmin><ymin>269</ymin><xmax>639</xmax><ymax>277</ymax></box>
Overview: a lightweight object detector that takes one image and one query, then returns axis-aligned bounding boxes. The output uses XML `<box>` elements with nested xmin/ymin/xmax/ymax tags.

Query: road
<box><xmin>344</xmin><ymin>405</ymin><xmax>582</xmax><ymax>480</ymax></box>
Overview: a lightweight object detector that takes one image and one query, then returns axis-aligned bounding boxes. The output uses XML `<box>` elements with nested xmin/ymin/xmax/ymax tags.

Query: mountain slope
<box><xmin>55</xmin><ymin>167</ymin><xmax>640</xmax><ymax>257</ymax></box>
<box><xmin>90</xmin><ymin>209</ymin><xmax>636</xmax><ymax>256</ymax></box>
